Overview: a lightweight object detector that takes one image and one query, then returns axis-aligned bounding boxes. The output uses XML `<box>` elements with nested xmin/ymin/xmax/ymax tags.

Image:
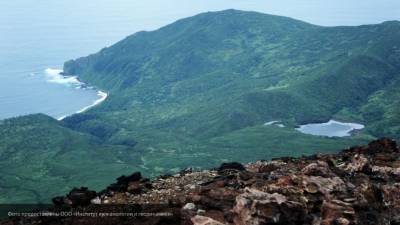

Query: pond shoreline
<box><xmin>295</xmin><ymin>119</ymin><xmax>365</xmax><ymax>137</ymax></box>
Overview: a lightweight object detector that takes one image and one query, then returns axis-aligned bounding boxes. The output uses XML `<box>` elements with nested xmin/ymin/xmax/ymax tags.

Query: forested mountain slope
<box><xmin>64</xmin><ymin>10</ymin><xmax>400</xmax><ymax>140</ymax></box>
<box><xmin>1</xmin><ymin>10</ymin><xmax>399</xmax><ymax>202</ymax></box>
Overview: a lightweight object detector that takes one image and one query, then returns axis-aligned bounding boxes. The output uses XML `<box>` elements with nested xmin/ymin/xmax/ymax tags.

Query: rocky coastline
<box><xmin>2</xmin><ymin>138</ymin><xmax>400</xmax><ymax>225</ymax></box>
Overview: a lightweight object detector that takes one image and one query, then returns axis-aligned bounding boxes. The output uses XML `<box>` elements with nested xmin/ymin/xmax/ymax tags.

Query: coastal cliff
<box><xmin>2</xmin><ymin>138</ymin><xmax>400</xmax><ymax>225</ymax></box>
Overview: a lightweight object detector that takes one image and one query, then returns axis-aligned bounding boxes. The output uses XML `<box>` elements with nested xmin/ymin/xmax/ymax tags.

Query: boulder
<box><xmin>66</xmin><ymin>187</ymin><xmax>97</xmax><ymax>206</ymax></box>
<box><xmin>183</xmin><ymin>203</ymin><xmax>196</xmax><ymax>211</ymax></box>
<box><xmin>301</xmin><ymin>161</ymin><xmax>334</xmax><ymax>177</ymax></box>
<box><xmin>117</xmin><ymin>172</ymin><xmax>142</xmax><ymax>185</ymax></box>
<box><xmin>233</xmin><ymin>188</ymin><xmax>307</xmax><ymax>225</ymax></box>
<box><xmin>218</xmin><ymin>162</ymin><xmax>245</xmax><ymax>172</ymax></box>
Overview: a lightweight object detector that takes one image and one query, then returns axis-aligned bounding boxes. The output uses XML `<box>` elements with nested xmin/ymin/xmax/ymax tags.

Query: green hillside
<box><xmin>0</xmin><ymin>114</ymin><xmax>142</xmax><ymax>203</ymax></box>
<box><xmin>64</xmin><ymin>10</ymin><xmax>400</xmax><ymax>137</ymax></box>
<box><xmin>1</xmin><ymin>10</ymin><xmax>399</xmax><ymax>202</ymax></box>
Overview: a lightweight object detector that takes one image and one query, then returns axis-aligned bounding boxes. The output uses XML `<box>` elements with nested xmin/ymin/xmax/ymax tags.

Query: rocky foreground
<box><xmin>2</xmin><ymin>138</ymin><xmax>400</xmax><ymax>225</ymax></box>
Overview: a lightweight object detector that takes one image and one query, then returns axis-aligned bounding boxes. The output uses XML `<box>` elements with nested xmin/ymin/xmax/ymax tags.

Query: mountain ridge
<box><xmin>64</xmin><ymin>9</ymin><xmax>316</xmax><ymax>91</ymax></box>
<box><xmin>62</xmin><ymin>9</ymin><xmax>400</xmax><ymax>139</ymax></box>
<box><xmin>1</xmin><ymin>10</ymin><xmax>399</xmax><ymax>203</ymax></box>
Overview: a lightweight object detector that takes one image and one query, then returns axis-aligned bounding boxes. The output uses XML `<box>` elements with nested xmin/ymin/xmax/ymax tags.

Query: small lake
<box><xmin>296</xmin><ymin>120</ymin><xmax>364</xmax><ymax>137</ymax></box>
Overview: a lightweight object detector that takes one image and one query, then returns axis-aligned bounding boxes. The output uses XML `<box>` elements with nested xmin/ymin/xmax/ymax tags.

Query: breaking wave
<box><xmin>43</xmin><ymin>68</ymin><xmax>108</xmax><ymax>120</ymax></box>
<box><xmin>44</xmin><ymin>68</ymin><xmax>82</xmax><ymax>86</ymax></box>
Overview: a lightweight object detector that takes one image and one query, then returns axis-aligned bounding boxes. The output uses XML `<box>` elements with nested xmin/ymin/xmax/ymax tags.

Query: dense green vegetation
<box><xmin>1</xmin><ymin>10</ymin><xmax>399</xmax><ymax>202</ymax></box>
<box><xmin>0</xmin><ymin>114</ymin><xmax>143</xmax><ymax>203</ymax></box>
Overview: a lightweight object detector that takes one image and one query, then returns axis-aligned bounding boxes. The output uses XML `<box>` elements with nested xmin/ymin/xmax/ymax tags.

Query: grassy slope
<box><xmin>1</xmin><ymin>10</ymin><xmax>399</xmax><ymax>202</ymax></box>
<box><xmin>0</xmin><ymin>114</ymin><xmax>142</xmax><ymax>203</ymax></box>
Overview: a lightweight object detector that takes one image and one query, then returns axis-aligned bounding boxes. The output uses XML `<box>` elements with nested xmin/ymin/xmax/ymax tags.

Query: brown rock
<box><xmin>233</xmin><ymin>188</ymin><xmax>302</xmax><ymax>225</ymax></box>
<box><xmin>334</xmin><ymin>217</ymin><xmax>350</xmax><ymax>225</ymax></box>
<box><xmin>259</xmin><ymin>163</ymin><xmax>280</xmax><ymax>173</ymax></box>
<box><xmin>204</xmin><ymin>210</ymin><xmax>225</xmax><ymax>223</ymax></box>
<box><xmin>344</xmin><ymin>154</ymin><xmax>369</xmax><ymax>174</ymax></box>
<box><xmin>127</xmin><ymin>181</ymin><xmax>142</xmax><ymax>194</ymax></box>
<box><xmin>191</xmin><ymin>215</ymin><xmax>225</xmax><ymax>225</ymax></box>
<box><xmin>239</xmin><ymin>171</ymin><xmax>253</xmax><ymax>181</ymax></box>
<box><xmin>305</xmin><ymin>182</ymin><xmax>319</xmax><ymax>194</ymax></box>
<box><xmin>302</xmin><ymin>176</ymin><xmax>346</xmax><ymax>196</ymax></box>
<box><xmin>321</xmin><ymin>200</ymin><xmax>354</xmax><ymax>225</ymax></box>
<box><xmin>368</xmin><ymin>138</ymin><xmax>398</xmax><ymax>154</ymax></box>
<box><xmin>382</xmin><ymin>183</ymin><xmax>400</xmax><ymax>209</ymax></box>
<box><xmin>302</xmin><ymin>161</ymin><xmax>333</xmax><ymax>177</ymax></box>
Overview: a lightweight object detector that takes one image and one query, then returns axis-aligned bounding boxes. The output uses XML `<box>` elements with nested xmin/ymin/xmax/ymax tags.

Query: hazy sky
<box><xmin>113</xmin><ymin>0</ymin><xmax>400</xmax><ymax>27</ymax></box>
<box><xmin>3</xmin><ymin>1</ymin><xmax>400</xmax><ymax>29</ymax></box>
<box><xmin>1</xmin><ymin>0</ymin><xmax>400</xmax><ymax>58</ymax></box>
